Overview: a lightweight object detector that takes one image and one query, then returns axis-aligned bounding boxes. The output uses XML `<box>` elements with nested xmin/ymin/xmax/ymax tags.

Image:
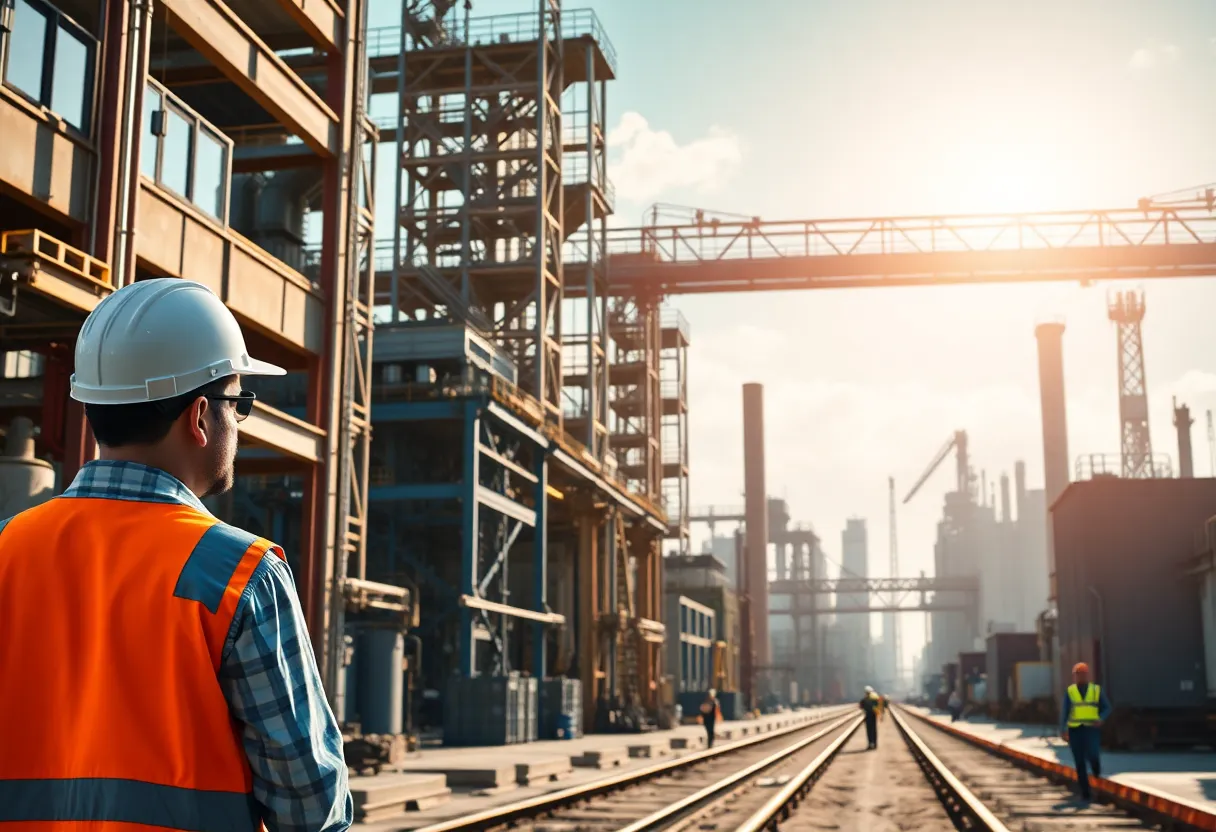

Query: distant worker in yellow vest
<box><xmin>1059</xmin><ymin>662</ymin><xmax>1112</xmax><ymax>803</ymax></box>
<box><xmin>859</xmin><ymin>686</ymin><xmax>882</xmax><ymax>749</ymax></box>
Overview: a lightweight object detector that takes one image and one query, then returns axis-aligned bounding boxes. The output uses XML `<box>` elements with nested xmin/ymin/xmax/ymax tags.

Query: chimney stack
<box><xmin>1035</xmin><ymin>321</ymin><xmax>1069</xmax><ymax>579</ymax></box>
<box><xmin>1000</xmin><ymin>472</ymin><xmax>1011</xmax><ymax>524</ymax></box>
<box><xmin>742</xmin><ymin>383</ymin><xmax>770</xmax><ymax>671</ymax></box>
<box><xmin>1014</xmin><ymin>461</ymin><xmax>1026</xmax><ymax>524</ymax></box>
<box><xmin>1174</xmin><ymin>397</ymin><xmax>1195</xmax><ymax>478</ymax></box>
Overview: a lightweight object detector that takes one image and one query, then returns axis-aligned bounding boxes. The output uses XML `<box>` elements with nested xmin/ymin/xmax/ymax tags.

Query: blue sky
<box><xmin>368</xmin><ymin>0</ymin><xmax>1216</xmax><ymax>669</ymax></box>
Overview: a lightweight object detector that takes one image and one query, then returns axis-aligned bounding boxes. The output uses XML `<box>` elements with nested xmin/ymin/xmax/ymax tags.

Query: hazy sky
<box><xmin>368</xmin><ymin>0</ymin><xmax>1216</xmax><ymax>668</ymax></box>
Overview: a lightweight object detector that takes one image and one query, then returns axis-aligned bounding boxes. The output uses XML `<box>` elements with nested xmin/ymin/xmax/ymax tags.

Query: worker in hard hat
<box><xmin>0</xmin><ymin>280</ymin><xmax>352</xmax><ymax>828</ymax></box>
<box><xmin>860</xmin><ymin>685</ymin><xmax>882</xmax><ymax>749</ymax></box>
<box><xmin>1059</xmin><ymin>662</ymin><xmax>1112</xmax><ymax>803</ymax></box>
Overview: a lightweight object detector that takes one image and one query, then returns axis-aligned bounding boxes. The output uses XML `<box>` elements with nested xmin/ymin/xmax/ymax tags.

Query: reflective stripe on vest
<box><xmin>0</xmin><ymin>497</ymin><xmax>284</xmax><ymax>829</ymax></box>
<box><xmin>1067</xmin><ymin>683</ymin><xmax>1101</xmax><ymax>727</ymax></box>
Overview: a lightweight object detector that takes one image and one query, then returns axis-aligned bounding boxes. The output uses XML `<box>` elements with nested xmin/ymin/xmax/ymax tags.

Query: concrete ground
<box><xmin>911</xmin><ymin>707</ymin><xmax>1216</xmax><ymax>809</ymax></box>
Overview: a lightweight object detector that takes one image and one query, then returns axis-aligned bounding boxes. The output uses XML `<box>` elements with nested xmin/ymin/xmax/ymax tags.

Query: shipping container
<box><xmin>443</xmin><ymin>674</ymin><xmax>522</xmax><ymax>746</ymax></box>
<box><xmin>958</xmin><ymin>652</ymin><xmax>986</xmax><ymax>703</ymax></box>
<box><xmin>1014</xmin><ymin>661</ymin><xmax>1053</xmax><ymax>702</ymax></box>
<box><xmin>1053</xmin><ymin>478</ymin><xmax>1216</xmax><ymax>746</ymax></box>
<box><xmin>986</xmin><ymin>632</ymin><xmax>1040</xmax><ymax>705</ymax></box>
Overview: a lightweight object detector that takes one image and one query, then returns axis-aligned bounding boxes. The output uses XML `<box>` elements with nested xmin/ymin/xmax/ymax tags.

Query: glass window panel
<box><xmin>50</xmin><ymin>23</ymin><xmax>90</xmax><ymax>130</ymax></box>
<box><xmin>193</xmin><ymin>128</ymin><xmax>226</xmax><ymax>220</ymax></box>
<box><xmin>160</xmin><ymin>105</ymin><xmax>192</xmax><ymax>198</ymax></box>
<box><xmin>6</xmin><ymin>0</ymin><xmax>48</xmax><ymax>102</ymax></box>
<box><xmin>140</xmin><ymin>87</ymin><xmax>160</xmax><ymax>180</ymax></box>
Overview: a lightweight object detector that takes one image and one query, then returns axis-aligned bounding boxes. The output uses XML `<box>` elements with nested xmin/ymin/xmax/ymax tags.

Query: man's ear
<box><xmin>184</xmin><ymin>396</ymin><xmax>211</xmax><ymax>447</ymax></box>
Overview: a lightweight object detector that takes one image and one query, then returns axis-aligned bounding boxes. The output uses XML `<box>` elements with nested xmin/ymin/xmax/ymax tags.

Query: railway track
<box><xmin>410</xmin><ymin>704</ymin><xmax>1216</xmax><ymax>832</ymax></box>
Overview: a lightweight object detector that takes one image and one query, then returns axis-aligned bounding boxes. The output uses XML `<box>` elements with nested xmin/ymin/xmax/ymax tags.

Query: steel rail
<box><xmin>615</xmin><ymin>712</ymin><xmax>861</xmax><ymax>832</ymax></box>
<box><xmin>899</xmin><ymin>705</ymin><xmax>1216</xmax><ymax>831</ymax></box>
<box><xmin>733</xmin><ymin>713</ymin><xmax>863</xmax><ymax>832</ymax></box>
<box><xmin>410</xmin><ymin>706</ymin><xmax>856</xmax><ymax>832</ymax></box>
<box><xmin>891</xmin><ymin>706</ymin><xmax>1012</xmax><ymax>831</ymax></box>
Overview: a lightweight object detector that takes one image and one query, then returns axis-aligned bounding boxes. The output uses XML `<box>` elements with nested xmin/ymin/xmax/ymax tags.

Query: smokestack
<box><xmin>742</xmin><ymin>383</ymin><xmax>770</xmax><ymax>671</ymax></box>
<box><xmin>1014</xmin><ymin>461</ymin><xmax>1026</xmax><ymax>524</ymax></box>
<box><xmin>1174</xmin><ymin>397</ymin><xmax>1195</xmax><ymax>479</ymax></box>
<box><xmin>1000</xmin><ymin>472</ymin><xmax>1011</xmax><ymax>524</ymax></box>
<box><xmin>1035</xmin><ymin>321</ymin><xmax>1069</xmax><ymax>580</ymax></box>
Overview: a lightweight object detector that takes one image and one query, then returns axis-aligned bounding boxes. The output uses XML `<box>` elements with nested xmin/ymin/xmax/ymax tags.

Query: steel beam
<box><xmin>274</xmin><ymin>0</ymin><xmax>343</xmax><ymax>50</ymax></box>
<box><xmin>476</xmin><ymin>485</ymin><xmax>537</xmax><ymax>527</ymax></box>
<box><xmin>459</xmin><ymin>399</ymin><xmax>480</xmax><ymax>675</ymax></box>
<box><xmin>368</xmin><ymin>483</ymin><xmax>460</xmax><ymax>501</ymax></box>
<box><xmin>459</xmin><ymin>595</ymin><xmax>564</xmax><ymax>625</ymax></box>
<box><xmin>239</xmin><ymin>401</ymin><xmax>325</xmax><ymax>463</ymax></box>
<box><xmin>160</xmin><ymin>0</ymin><xmax>338</xmax><ymax>157</ymax></box>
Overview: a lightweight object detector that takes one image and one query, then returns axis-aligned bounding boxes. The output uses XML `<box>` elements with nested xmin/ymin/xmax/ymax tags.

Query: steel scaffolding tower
<box><xmin>380</xmin><ymin>1</ymin><xmax>574</xmax><ymax>423</ymax></box>
<box><xmin>660</xmin><ymin>309</ymin><xmax>691</xmax><ymax>554</ymax></box>
<box><xmin>1108</xmin><ymin>290</ymin><xmax>1154</xmax><ymax>479</ymax></box>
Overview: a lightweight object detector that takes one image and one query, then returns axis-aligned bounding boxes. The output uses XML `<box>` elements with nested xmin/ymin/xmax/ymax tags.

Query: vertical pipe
<box><xmin>742</xmin><ymin>383</ymin><xmax>770</xmax><ymax>682</ymax></box>
<box><xmin>112</xmin><ymin>0</ymin><xmax>153</xmax><ymax>288</ymax></box>
<box><xmin>1034</xmin><ymin>321</ymin><xmax>1069</xmax><ymax>585</ymax></box>
<box><xmin>999</xmin><ymin>472</ymin><xmax>1011</xmax><ymax>525</ymax></box>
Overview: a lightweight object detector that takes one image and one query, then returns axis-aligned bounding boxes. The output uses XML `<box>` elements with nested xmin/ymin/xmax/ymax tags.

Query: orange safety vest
<box><xmin>0</xmin><ymin>495</ymin><xmax>283</xmax><ymax>829</ymax></box>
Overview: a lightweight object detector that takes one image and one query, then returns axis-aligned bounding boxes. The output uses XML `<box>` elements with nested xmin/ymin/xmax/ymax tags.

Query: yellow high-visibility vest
<box><xmin>1066</xmin><ymin>683</ymin><xmax>1101</xmax><ymax>728</ymax></box>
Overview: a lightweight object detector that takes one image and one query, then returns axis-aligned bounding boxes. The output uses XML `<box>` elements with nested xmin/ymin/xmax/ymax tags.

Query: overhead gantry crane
<box><xmin>904</xmin><ymin>430</ymin><xmax>974</xmax><ymax>506</ymax></box>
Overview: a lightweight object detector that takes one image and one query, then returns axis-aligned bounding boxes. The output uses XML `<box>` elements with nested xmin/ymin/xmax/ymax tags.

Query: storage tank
<box><xmin>0</xmin><ymin>418</ymin><xmax>54</xmax><ymax>515</ymax></box>
<box><xmin>358</xmin><ymin>628</ymin><xmax>405</xmax><ymax>735</ymax></box>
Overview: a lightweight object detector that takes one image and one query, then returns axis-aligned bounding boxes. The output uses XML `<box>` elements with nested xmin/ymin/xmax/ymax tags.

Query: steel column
<box><xmin>742</xmin><ymin>383</ymin><xmax>770</xmax><ymax>676</ymax></box>
<box><xmin>459</xmin><ymin>399</ymin><xmax>480</xmax><ymax>676</ymax></box>
<box><xmin>533</xmin><ymin>452</ymin><xmax>548</xmax><ymax>678</ymax></box>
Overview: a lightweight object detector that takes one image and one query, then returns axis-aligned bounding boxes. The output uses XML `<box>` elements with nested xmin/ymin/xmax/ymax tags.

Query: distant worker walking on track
<box><xmin>860</xmin><ymin>686</ymin><xmax>882</xmax><ymax>749</ymax></box>
<box><xmin>701</xmin><ymin>688</ymin><xmax>722</xmax><ymax>748</ymax></box>
<box><xmin>1060</xmin><ymin>662</ymin><xmax>1113</xmax><ymax>803</ymax></box>
<box><xmin>0</xmin><ymin>280</ymin><xmax>352</xmax><ymax>829</ymax></box>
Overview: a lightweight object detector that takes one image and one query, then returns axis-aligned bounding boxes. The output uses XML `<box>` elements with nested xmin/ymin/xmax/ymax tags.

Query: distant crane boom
<box><xmin>903</xmin><ymin>430</ymin><xmax>970</xmax><ymax>505</ymax></box>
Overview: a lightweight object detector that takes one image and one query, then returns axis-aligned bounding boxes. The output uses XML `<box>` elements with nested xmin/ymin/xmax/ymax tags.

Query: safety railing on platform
<box><xmin>601</xmin><ymin>207</ymin><xmax>1216</xmax><ymax>264</ymax></box>
<box><xmin>366</xmin><ymin>8</ymin><xmax>618</xmax><ymax>74</ymax></box>
<box><xmin>0</xmin><ymin>229</ymin><xmax>112</xmax><ymax>288</ymax></box>
<box><xmin>1074</xmin><ymin>452</ymin><xmax>1174</xmax><ymax>480</ymax></box>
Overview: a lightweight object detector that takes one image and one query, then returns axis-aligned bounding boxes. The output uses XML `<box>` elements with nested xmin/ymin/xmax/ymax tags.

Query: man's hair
<box><xmin>85</xmin><ymin>377</ymin><xmax>232</xmax><ymax>448</ymax></box>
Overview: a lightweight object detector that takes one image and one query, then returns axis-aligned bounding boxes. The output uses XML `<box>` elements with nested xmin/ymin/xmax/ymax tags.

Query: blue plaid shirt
<box><xmin>60</xmin><ymin>460</ymin><xmax>353</xmax><ymax>831</ymax></box>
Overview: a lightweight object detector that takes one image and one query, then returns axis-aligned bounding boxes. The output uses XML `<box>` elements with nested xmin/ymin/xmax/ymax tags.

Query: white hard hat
<box><xmin>864</xmin><ymin>685</ymin><xmax>874</xmax><ymax>693</ymax></box>
<box><xmin>71</xmin><ymin>278</ymin><xmax>285</xmax><ymax>405</ymax></box>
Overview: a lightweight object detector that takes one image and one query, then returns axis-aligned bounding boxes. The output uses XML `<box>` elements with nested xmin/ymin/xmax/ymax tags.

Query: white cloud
<box><xmin>1129</xmin><ymin>42</ymin><xmax>1180</xmax><ymax>70</ymax></box>
<box><xmin>606</xmin><ymin>112</ymin><xmax>742</xmax><ymax>204</ymax></box>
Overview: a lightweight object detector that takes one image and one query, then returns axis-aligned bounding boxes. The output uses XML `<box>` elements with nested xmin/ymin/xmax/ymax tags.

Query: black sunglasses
<box><xmin>206</xmin><ymin>390</ymin><xmax>257</xmax><ymax>422</ymax></box>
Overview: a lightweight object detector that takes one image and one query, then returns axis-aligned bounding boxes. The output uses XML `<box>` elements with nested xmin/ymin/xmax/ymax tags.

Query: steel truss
<box><xmin>599</xmin><ymin>206</ymin><xmax>1216</xmax><ymax>294</ymax></box>
<box><xmin>1108</xmin><ymin>289</ymin><xmax>1154</xmax><ymax>478</ymax></box>
<box><xmin>769</xmin><ymin>576</ymin><xmax>980</xmax><ymax>615</ymax></box>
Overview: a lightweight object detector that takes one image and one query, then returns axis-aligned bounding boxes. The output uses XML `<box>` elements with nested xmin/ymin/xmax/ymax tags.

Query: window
<box><xmin>6</xmin><ymin>0</ymin><xmax>48</xmax><ymax>102</ymax></box>
<box><xmin>2</xmin><ymin>0</ymin><xmax>96</xmax><ymax>134</ymax></box>
<box><xmin>194</xmin><ymin>128</ymin><xmax>227</xmax><ymax>221</ymax></box>
<box><xmin>143</xmin><ymin>79</ymin><xmax>232</xmax><ymax>223</ymax></box>
<box><xmin>159</xmin><ymin>105</ymin><xmax>193</xmax><ymax>198</ymax></box>
<box><xmin>140</xmin><ymin>88</ymin><xmax>160</xmax><ymax>180</ymax></box>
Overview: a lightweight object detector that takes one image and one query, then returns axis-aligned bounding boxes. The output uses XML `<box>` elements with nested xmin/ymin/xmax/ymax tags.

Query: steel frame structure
<box><xmin>599</xmin><ymin>207</ymin><xmax>1216</xmax><ymax>293</ymax></box>
<box><xmin>660</xmin><ymin>308</ymin><xmax>690</xmax><ymax>554</ymax></box>
<box><xmin>1107</xmin><ymin>289</ymin><xmax>1154</xmax><ymax>478</ymax></box>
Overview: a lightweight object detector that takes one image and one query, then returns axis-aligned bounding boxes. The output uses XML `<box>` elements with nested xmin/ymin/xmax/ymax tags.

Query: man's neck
<box><xmin>96</xmin><ymin>447</ymin><xmax>199</xmax><ymax>495</ymax></box>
